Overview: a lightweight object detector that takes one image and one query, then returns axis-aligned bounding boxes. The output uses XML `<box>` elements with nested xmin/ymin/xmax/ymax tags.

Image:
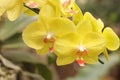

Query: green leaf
<box><xmin>47</xmin><ymin>54</ymin><xmax>56</xmax><ymax>65</ymax></box>
<box><xmin>0</xmin><ymin>14</ymin><xmax>36</xmax><ymax>41</ymax></box>
<box><xmin>36</xmin><ymin>64</ymin><xmax>52</xmax><ymax>80</ymax></box>
<box><xmin>2</xmin><ymin>49</ymin><xmax>43</xmax><ymax>64</ymax></box>
<box><xmin>2</xmin><ymin>33</ymin><xmax>25</xmax><ymax>49</ymax></box>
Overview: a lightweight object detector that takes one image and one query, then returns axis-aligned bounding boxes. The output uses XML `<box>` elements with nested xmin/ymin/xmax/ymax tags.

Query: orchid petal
<box><xmin>22</xmin><ymin>21</ymin><xmax>46</xmax><ymax>49</ymax></box>
<box><xmin>56</xmin><ymin>55</ymin><xmax>76</xmax><ymax>66</ymax></box>
<box><xmin>83</xmin><ymin>32</ymin><xmax>106</xmax><ymax>56</ymax></box>
<box><xmin>103</xmin><ymin>27</ymin><xmax>119</xmax><ymax>50</ymax></box>
<box><xmin>48</xmin><ymin>17</ymin><xmax>76</xmax><ymax>37</ymax></box>
<box><xmin>76</xmin><ymin>19</ymin><xmax>93</xmax><ymax>37</ymax></box>
<box><xmin>54</xmin><ymin>33</ymin><xmax>80</xmax><ymax>56</ymax></box>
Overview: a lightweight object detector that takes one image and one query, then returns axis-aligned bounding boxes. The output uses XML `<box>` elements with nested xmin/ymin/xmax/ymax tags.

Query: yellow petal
<box><xmin>48</xmin><ymin>0</ymin><xmax>59</xmax><ymax>6</ymax></box>
<box><xmin>0</xmin><ymin>0</ymin><xmax>18</xmax><ymax>9</ymax></box>
<box><xmin>84</xmin><ymin>12</ymin><xmax>98</xmax><ymax>32</ymax></box>
<box><xmin>97</xmin><ymin>19</ymin><xmax>104</xmax><ymax>32</ymax></box>
<box><xmin>83</xmin><ymin>33</ymin><xmax>105</xmax><ymax>64</ymax></box>
<box><xmin>7</xmin><ymin>2</ymin><xmax>22</xmax><ymax>21</ymax></box>
<box><xmin>24</xmin><ymin>0</ymin><xmax>47</xmax><ymax>15</ymax></box>
<box><xmin>83</xmin><ymin>32</ymin><xmax>106</xmax><ymax>56</ymax></box>
<box><xmin>48</xmin><ymin>17</ymin><xmax>75</xmax><ymax>37</ymax></box>
<box><xmin>76</xmin><ymin>19</ymin><xmax>92</xmax><ymax>37</ymax></box>
<box><xmin>56</xmin><ymin>55</ymin><xmax>76</xmax><ymax>66</ymax></box>
<box><xmin>103</xmin><ymin>48</ymin><xmax>109</xmax><ymax>60</ymax></box>
<box><xmin>36</xmin><ymin>44</ymin><xmax>49</xmax><ymax>54</ymax></box>
<box><xmin>30</xmin><ymin>0</ymin><xmax>47</xmax><ymax>8</ymax></box>
<box><xmin>54</xmin><ymin>33</ymin><xmax>80</xmax><ymax>56</ymax></box>
<box><xmin>83</xmin><ymin>55</ymin><xmax>98</xmax><ymax>64</ymax></box>
<box><xmin>22</xmin><ymin>21</ymin><xmax>46</xmax><ymax>49</ymax></box>
<box><xmin>103</xmin><ymin>27</ymin><xmax>120</xmax><ymax>50</ymax></box>
<box><xmin>48</xmin><ymin>0</ymin><xmax>60</xmax><ymax>16</ymax></box>
<box><xmin>23</xmin><ymin>7</ymin><xmax>37</xmax><ymax>16</ymax></box>
<box><xmin>72</xmin><ymin>1</ymin><xmax>83</xmax><ymax>24</ymax></box>
<box><xmin>39</xmin><ymin>4</ymin><xmax>56</xmax><ymax>21</ymax></box>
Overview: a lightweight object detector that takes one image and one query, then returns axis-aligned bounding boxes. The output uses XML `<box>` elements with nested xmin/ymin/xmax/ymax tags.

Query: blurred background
<box><xmin>0</xmin><ymin>0</ymin><xmax>120</xmax><ymax>80</ymax></box>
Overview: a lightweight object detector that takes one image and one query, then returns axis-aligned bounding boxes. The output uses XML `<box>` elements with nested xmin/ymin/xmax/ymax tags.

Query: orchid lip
<box><xmin>76</xmin><ymin>58</ymin><xmax>85</xmax><ymax>66</ymax></box>
<box><xmin>49</xmin><ymin>46</ymin><xmax>54</xmax><ymax>53</ymax></box>
<box><xmin>76</xmin><ymin>45</ymin><xmax>88</xmax><ymax>56</ymax></box>
<box><xmin>43</xmin><ymin>33</ymin><xmax>56</xmax><ymax>43</ymax></box>
<box><xmin>43</xmin><ymin>33</ymin><xmax>55</xmax><ymax>53</ymax></box>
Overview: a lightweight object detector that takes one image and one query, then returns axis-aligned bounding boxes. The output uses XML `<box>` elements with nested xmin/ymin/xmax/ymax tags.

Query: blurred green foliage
<box><xmin>77</xmin><ymin>0</ymin><xmax>120</xmax><ymax>24</ymax></box>
<box><xmin>0</xmin><ymin>15</ymin><xmax>53</xmax><ymax>80</ymax></box>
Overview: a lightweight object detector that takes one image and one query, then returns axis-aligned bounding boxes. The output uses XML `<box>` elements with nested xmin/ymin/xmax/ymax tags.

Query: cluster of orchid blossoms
<box><xmin>0</xmin><ymin>0</ymin><xmax>119</xmax><ymax>66</ymax></box>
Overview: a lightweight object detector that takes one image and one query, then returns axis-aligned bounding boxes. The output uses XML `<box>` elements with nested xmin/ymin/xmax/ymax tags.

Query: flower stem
<box><xmin>98</xmin><ymin>58</ymin><xmax>104</xmax><ymax>64</ymax></box>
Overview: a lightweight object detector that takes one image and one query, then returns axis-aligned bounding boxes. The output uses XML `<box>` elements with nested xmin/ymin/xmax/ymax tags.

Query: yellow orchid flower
<box><xmin>0</xmin><ymin>0</ymin><xmax>46</xmax><ymax>20</ymax></box>
<box><xmin>54</xmin><ymin>19</ymin><xmax>106</xmax><ymax>66</ymax></box>
<box><xmin>0</xmin><ymin>0</ymin><xmax>23</xmax><ymax>21</ymax></box>
<box><xmin>22</xmin><ymin>17</ymin><xmax>75</xmax><ymax>54</ymax></box>
<box><xmin>48</xmin><ymin>0</ymin><xmax>81</xmax><ymax>17</ymax></box>
<box><xmin>0</xmin><ymin>0</ymin><xmax>81</xmax><ymax>21</ymax></box>
<box><xmin>83</xmin><ymin>12</ymin><xmax>120</xmax><ymax>60</ymax></box>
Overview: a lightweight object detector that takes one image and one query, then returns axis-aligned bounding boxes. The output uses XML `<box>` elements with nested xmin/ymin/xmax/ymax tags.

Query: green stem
<box><xmin>23</xmin><ymin>3</ymin><xmax>40</xmax><ymax>14</ymax></box>
<box><xmin>98</xmin><ymin>58</ymin><xmax>104</xmax><ymax>64</ymax></box>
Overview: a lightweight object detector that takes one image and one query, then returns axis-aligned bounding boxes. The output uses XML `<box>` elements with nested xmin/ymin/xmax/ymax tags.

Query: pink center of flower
<box><xmin>77</xmin><ymin>46</ymin><xmax>88</xmax><ymax>56</ymax></box>
<box><xmin>43</xmin><ymin>33</ymin><xmax>56</xmax><ymax>53</ymax></box>
<box><xmin>43</xmin><ymin>34</ymin><xmax>55</xmax><ymax>43</ymax></box>
<box><xmin>26</xmin><ymin>1</ymin><xmax>38</xmax><ymax>8</ymax></box>
<box><xmin>76</xmin><ymin>46</ymin><xmax>88</xmax><ymax>66</ymax></box>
